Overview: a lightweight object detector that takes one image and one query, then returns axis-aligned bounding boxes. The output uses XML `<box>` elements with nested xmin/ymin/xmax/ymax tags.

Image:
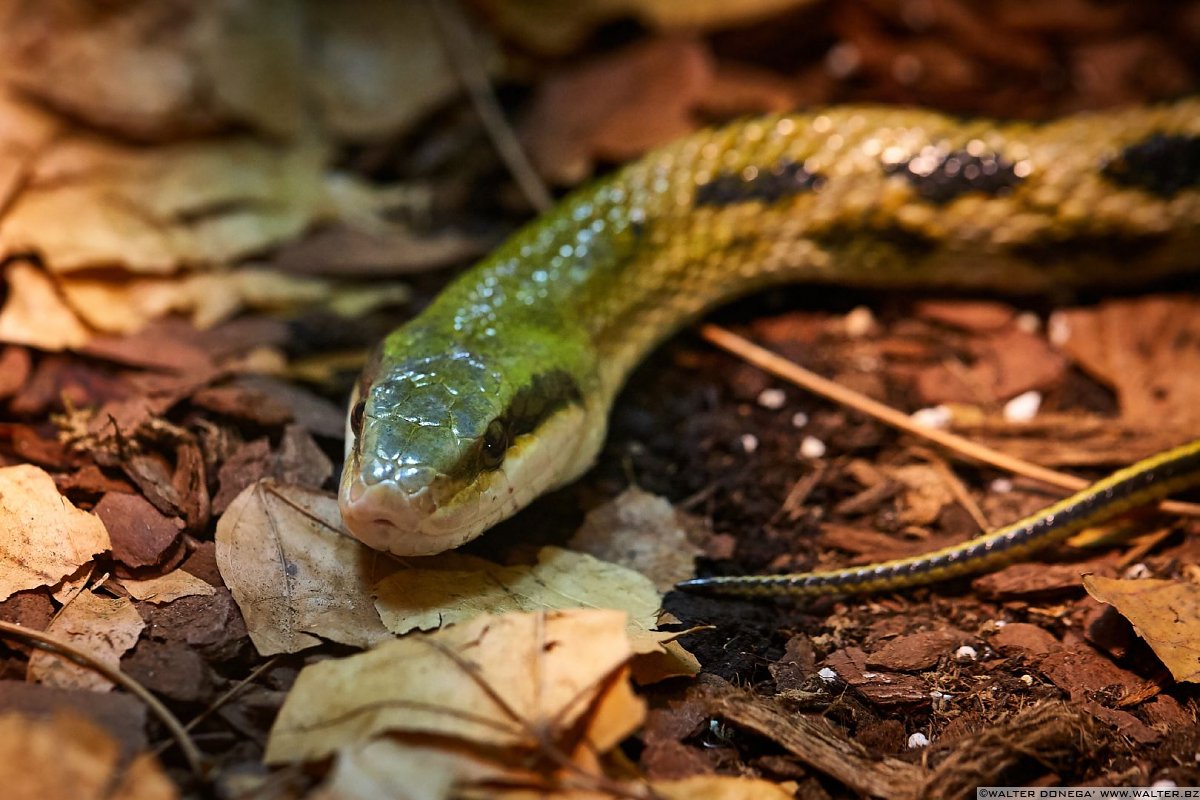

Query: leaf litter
<box><xmin>1</xmin><ymin>0</ymin><xmax>1200</xmax><ymax>796</ymax></box>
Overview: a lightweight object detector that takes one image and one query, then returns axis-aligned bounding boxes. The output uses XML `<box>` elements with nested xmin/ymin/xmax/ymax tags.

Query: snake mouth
<box><xmin>339</xmin><ymin>476</ymin><xmax>490</xmax><ymax>555</ymax></box>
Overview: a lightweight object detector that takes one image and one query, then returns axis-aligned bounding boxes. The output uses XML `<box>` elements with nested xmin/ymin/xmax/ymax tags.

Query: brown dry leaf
<box><xmin>0</xmin><ymin>711</ymin><xmax>177</xmax><ymax>800</ymax></box>
<box><xmin>215</xmin><ymin>480</ymin><xmax>394</xmax><ymax>655</ymax></box>
<box><xmin>264</xmin><ymin>608</ymin><xmax>644</xmax><ymax>764</ymax></box>
<box><xmin>0</xmin><ymin>89</ymin><xmax>60</xmax><ymax>211</ymax></box>
<box><xmin>374</xmin><ymin>545</ymin><xmax>674</xmax><ymax>654</ymax></box>
<box><xmin>569</xmin><ymin>487</ymin><xmax>705</xmax><ymax>592</ymax></box>
<box><xmin>1056</xmin><ymin>296</ymin><xmax>1200</xmax><ymax>432</ymax></box>
<box><xmin>307</xmin><ymin>1</ymin><xmax>498</xmax><ymax>140</ymax></box>
<box><xmin>888</xmin><ymin>463</ymin><xmax>957</xmax><ymax>527</ymax></box>
<box><xmin>0</xmin><ymin>464</ymin><xmax>110</xmax><ymax>601</ymax></box>
<box><xmin>0</xmin><ymin>135</ymin><xmax>329</xmax><ymax>275</ymax></box>
<box><xmin>0</xmin><ymin>261</ymin><xmax>92</xmax><ymax>350</ymax></box>
<box><xmin>0</xmin><ymin>1</ymin><xmax>304</xmax><ymax>140</ymax></box>
<box><xmin>118</xmin><ymin>570</ymin><xmax>216</xmax><ymax>604</ymax></box>
<box><xmin>521</xmin><ymin>37</ymin><xmax>712</xmax><ymax>184</ymax></box>
<box><xmin>478</xmin><ymin>0</ymin><xmax>819</xmax><ymax>54</ymax></box>
<box><xmin>27</xmin><ymin>590</ymin><xmax>145</xmax><ymax>692</ymax></box>
<box><xmin>59</xmin><ymin>268</ymin><xmax>410</xmax><ymax>334</ymax></box>
<box><xmin>1083</xmin><ymin>574</ymin><xmax>1200</xmax><ymax>683</ymax></box>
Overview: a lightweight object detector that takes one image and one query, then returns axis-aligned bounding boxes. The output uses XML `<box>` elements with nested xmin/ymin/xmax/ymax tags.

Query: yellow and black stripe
<box><xmin>678</xmin><ymin>437</ymin><xmax>1200</xmax><ymax>597</ymax></box>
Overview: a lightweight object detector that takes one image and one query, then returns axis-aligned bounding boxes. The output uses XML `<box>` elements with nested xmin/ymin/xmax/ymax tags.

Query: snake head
<box><xmin>339</xmin><ymin>332</ymin><xmax>601</xmax><ymax>555</ymax></box>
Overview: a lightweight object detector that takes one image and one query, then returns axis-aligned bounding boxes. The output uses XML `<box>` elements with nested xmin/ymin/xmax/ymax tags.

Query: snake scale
<box><xmin>341</xmin><ymin>99</ymin><xmax>1200</xmax><ymax>597</ymax></box>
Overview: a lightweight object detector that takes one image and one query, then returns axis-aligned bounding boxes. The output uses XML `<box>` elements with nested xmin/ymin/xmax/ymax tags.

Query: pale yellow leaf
<box><xmin>215</xmin><ymin>480</ymin><xmax>394</xmax><ymax>655</ymax></box>
<box><xmin>1084</xmin><ymin>574</ymin><xmax>1200</xmax><ymax>683</ymax></box>
<box><xmin>0</xmin><ymin>464</ymin><xmax>109</xmax><ymax>601</ymax></box>
<box><xmin>0</xmin><ymin>711</ymin><xmax>177</xmax><ymax>800</ymax></box>
<box><xmin>265</xmin><ymin>608</ymin><xmax>635</xmax><ymax>764</ymax></box>
<box><xmin>119</xmin><ymin>570</ymin><xmax>216</xmax><ymax>604</ymax></box>
<box><xmin>27</xmin><ymin>590</ymin><xmax>144</xmax><ymax>692</ymax></box>
<box><xmin>0</xmin><ymin>261</ymin><xmax>91</xmax><ymax>350</ymax></box>
<box><xmin>651</xmin><ymin>775</ymin><xmax>797</xmax><ymax>799</ymax></box>
<box><xmin>312</xmin><ymin>738</ymin><xmax>529</xmax><ymax>800</ymax></box>
<box><xmin>0</xmin><ymin>136</ymin><xmax>329</xmax><ymax>274</ymax></box>
<box><xmin>374</xmin><ymin>546</ymin><xmax>674</xmax><ymax>654</ymax></box>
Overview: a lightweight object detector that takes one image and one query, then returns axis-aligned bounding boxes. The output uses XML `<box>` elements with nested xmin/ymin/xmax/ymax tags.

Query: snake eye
<box><xmin>481</xmin><ymin>419</ymin><xmax>509</xmax><ymax>469</ymax></box>
<box><xmin>350</xmin><ymin>399</ymin><xmax>367</xmax><ymax>437</ymax></box>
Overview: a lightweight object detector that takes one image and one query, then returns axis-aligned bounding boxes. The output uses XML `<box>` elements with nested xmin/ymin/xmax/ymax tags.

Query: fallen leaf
<box><xmin>478</xmin><ymin>0</ymin><xmax>819</xmax><ymax>54</ymax></box>
<box><xmin>1057</xmin><ymin>296</ymin><xmax>1200</xmax><ymax>433</ymax></box>
<box><xmin>0</xmin><ymin>261</ymin><xmax>92</xmax><ymax>350</ymax></box>
<box><xmin>215</xmin><ymin>480</ymin><xmax>394</xmax><ymax>654</ymax></box>
<box><xmin>0</xmin><ymin>136</ymin><xmax>328</xmax><ymax>275</ymax></box>
<box><xmin>0</xmin><ymin>711</ymin><xmax>176</xmax><ymax>800</ymax></box>
<box><xmin>0</xmin><ymin>681</ymin><xmax>148</xmax><ymax>758</ymax></box>
<box><xmin>569</xmin><ymin>487</ymin><xmax>705</xmax><ymax>592</ymax></box>
<box><xmin>1083</xmin><ymin>574</ymin><xmax>1200</xmax><ymax>683</ymax></box>
<box><xmin>650</xmin><ymin>775</ymin><xmax>796</xmax><ymax>799</ymax></box>
<box><xmin>888</xmin><ymin>464</ymin><xmax>956</xmax><ymax>527</ymax></box>
<box><xmin>119</xmin><ymin>570</ymin><xmax>216</xmax><ymax>604</ymax></box>
<box><xmin>374</xmin><ymin>546</ymin><xmax>673</xmax><ymax>654</ymax></box>
<box><xmin>0</xmin><ymin>464</ymin><xmax>110</xmax><ymax>601</ymax></box>
<box><xmin>264</xmin><ymin>608</ymin><xmax>643</xmax><ymax>764</ymax></box>
<box><xmin>27</xmin><ymin>590</ymin><xmax>145</xmax><ymax>692</ymax></box>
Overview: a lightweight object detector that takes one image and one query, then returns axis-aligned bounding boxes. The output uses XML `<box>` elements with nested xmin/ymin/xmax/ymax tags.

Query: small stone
<box><xmin>843</xmin><ymin>306</ymin><xmax>875</xmax><ymax>337</ymax></box>
<box><xmin>1003</xmin><ymin>390</ymin><xmax>1042</xmax><ymax>422</ymax></box>
<box><xmin>739</xmin><ymin>433</ymin><xmax>759</xmax><ymax>454</ymax></box>
<box><xmin>907</xmin><ymin>732</ymin><xmax>929</xmax><ymax>749</ymax></box>
<box><xmin>799</xmin><ymin>436</ymin><xmax>826</xmax><ymax>459</ymax></box>
<box><xmin>910</xmin><ymin>405</ymin><xmax>951</xmax><ymax>429</ymax></box>
<box><xmin>1015</xmin><ymin>311</ymin><xmax>1041</xmax><ymax>333</ymax></box>
<box><xmin>790</xmin><ymin>411</ymin><xmax>808</xmax><ymax>428</ymax></box>
<box><xmin>756</xmin><ymin>388</ymin><xmax>786</xmax><ymax>409</ymax></box>
<box><xmin>817</xmin><ymin>667</ymin><xmax>839</xmax><ymax>684</ymax></box>
<box><xmin>1047</xmin><ymin>311</ymin><xmax>1071</xmax><ymax>346</ymax></box>
<box><xmin>990</xmin><ymin>477</ymin><xmax>1013</xmax><ymax>493</ymax></box>
<box><xmin>954</xmin><ymin>645</ymin><xmax>977</xmax><ymax>662</ymax></box>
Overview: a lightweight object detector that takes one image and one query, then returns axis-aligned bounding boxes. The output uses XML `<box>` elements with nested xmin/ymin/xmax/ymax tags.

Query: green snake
<box><xmin>340</xmin><ymin>99</ymin><xmax>1200</xmax><ymax>596</ymax></box>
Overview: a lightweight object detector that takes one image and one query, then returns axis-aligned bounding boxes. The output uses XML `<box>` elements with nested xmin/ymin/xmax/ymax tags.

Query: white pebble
<box><xmin>757</xmin><ymin>388</ymin><xmax>787</xmax><ymax>409</ymax></box>
<box><xmin>791</xmin><ymin>411</ymin><xmax>809</xmax><ymax>428</ymax></box>
<box><xmin>1047</xmin><ymin>311</ymin><xmax>1071</xmax><ymax>346</ymax></box>
<box><xmin>954</xmin><ymin>645</ymin><xmax>977</xmax><ymax>663</ymax></box>
<box><xmin>844</xmin><ymin>306</ymin><xmax>875</xmax><ymax>338</ymax></box>
<box><xmin>1123</xmin><ymin>563</ymin><xmax>1151</xmax><ymax>580</ymax></box>
<box><xmin>910</xmin><ymin>405</ymin><xmax>951</xmax><ymax>429</ymax></box>
<box><xmin>1020</xmin><ymin>674</ymin><xmax>1034</xmax><ymax>685</ymax></box>
<box><xmin>1015</xmin><ymin>311</ymin><xmax>1041</xmax><ymax>333</ymax></box>
<box><xmin>1003</xmin><ymin>390</ymin><xmax>1042</xmax><ymax>423</ymax></box>
<box><xmin>740</xmin><ymin>433</ymin><xmax>759</xmax><ymax>454</ymax></box>
<box><xmin>818</xmin><ymin>667</ymin><xmax>839</xmax><ymax>684</ymax></box>
<box><xmin>990</xmin><ymin>477</ymin><xmax>1013</xmax><ymax>494</ymax></box>
<box><xmin>800</xmin><ymin>436</ymin><xmax>827</xmax><ymax>459</ymax></box>
<box><xmin>1152</xmin><ymin>779</ymin><xmax>1177</xmax><ymax>789</ymax></box>
<box><xmin>907</xmin><ymin>732</ymin><xmax>929</xmax><ymax>749</ymax></box>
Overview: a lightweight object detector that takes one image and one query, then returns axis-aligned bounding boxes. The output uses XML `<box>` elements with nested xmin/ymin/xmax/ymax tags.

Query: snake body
<box><xmin>341</xmin><ymin>100</ymin><xmax>1200</xmax><ymax>595</ymax></box>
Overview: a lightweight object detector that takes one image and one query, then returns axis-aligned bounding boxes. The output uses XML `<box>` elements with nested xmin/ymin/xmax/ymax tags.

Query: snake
<box><xmin>340</xmin><ymin>99</ymin><xmax>1200</xmax><ymax>597</ymax></box>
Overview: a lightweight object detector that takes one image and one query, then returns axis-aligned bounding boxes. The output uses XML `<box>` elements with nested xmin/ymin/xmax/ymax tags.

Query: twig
<box><xmin>426</xmin><ymin>0</ymin><xmax>555</xmax><ymax>213</ymax></box>
<box><xmin>0</xmin><ymin>620</ymin><xmax>207</xmax><ymax>778</ymax></box>
<box><xmin>700</xmin><ymin>323</ymin><xmax>1200</xmax><ymax>519</ymax></box>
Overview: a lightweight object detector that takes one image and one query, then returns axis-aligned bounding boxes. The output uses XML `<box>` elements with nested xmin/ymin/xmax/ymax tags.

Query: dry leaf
<box><xmin>312</xmin><ymin>738</ymin><xmax>527</xmax><ymax>800</ymax></box>
<box><xmin>59</xmin><ymin>268</ymin><xmax>410</xmax><ymax>334</ymax></box>
<box><xmin>1057</xmin><ymin>296</ymin><xmax>1200</xmax><ymax>432</ymax></box>
<box><xmin>306</xmin><ymin>0</ymin><xmax>498</xmax><ymax>140</ymax></box>
<box><xmin>1083</xmin><ymin>574</ymin><xmax>1200</xmax><ymax>683</ymax></box>
<box><xmin>27</xmin><ymin>590</ymin><xmax>145</xmax><ymax>692</ymax></box>
<box><xmin>0</xmin><ymin>1</ymin><xmax>304</xmax><ymax>140</ymax></box>
<box><xmin>0</xmin><ymin>136</ymin><xmax>329</xmax><ymax>274</ymax></box>
<box><xmin>0</xmin><ymin>711</ymin><xmax>177</xmax><ymax>800</ymax></box>
<box><xmin>650</xmin><ymin>775</ymin><xmax>796</xmax><ymax>799</ymax></box>
<box><xmin>265</xmin><ymin>608</ymin><xmax>643</xmax><ymax>764</ymax></box>
<box><xmin>569</xmin><ymin>487</ymin><xmax>704</xmax><ymax>592</ymax></box>
<box><xmin>0</xmin><ymin>261</ymin><xmax>92</xmax><ymax>350</ymax></box>
<box><xmin>478</xmin><ymin>0</ymin><xmax>819</xmax><ymax>54</ymax></box>
<box><xmin>889</xmin><ymin>464</ymin><xmax>956</xmax><ymax>527</ymax></box>
<box><xmin>374</xmin><ymin>546</ymin><xmax>673</xmax><ymax>654</ymax></box>
<box><xmin>215</xmin><ymin>480</ymin><xmax>394</xmax><ymax>655</ymax></box>
<box><xmin>119</xmin><ymin>570</ymin><xmax>216</xmax><ymax>604</ymax></box>
<box><xmin>0</xmin><ymin>464</ymin><xmax>110</xmax><ymax>601</ymax></box>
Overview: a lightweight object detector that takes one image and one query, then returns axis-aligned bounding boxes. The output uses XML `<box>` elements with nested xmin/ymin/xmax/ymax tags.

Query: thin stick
<box><xmin>426</xmin><ymin>0</ymin><xmax>555</xmax><ymax>213</ymax></box>
<box><xmin>700</xmin><ymin>323</ymin><xmax>1200</xmax><ymax>519</ymax></box>
<box><xmin>0</xmin><ymin>620</ymin><xmax>206</xmax><ymax>777</ymax></box>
